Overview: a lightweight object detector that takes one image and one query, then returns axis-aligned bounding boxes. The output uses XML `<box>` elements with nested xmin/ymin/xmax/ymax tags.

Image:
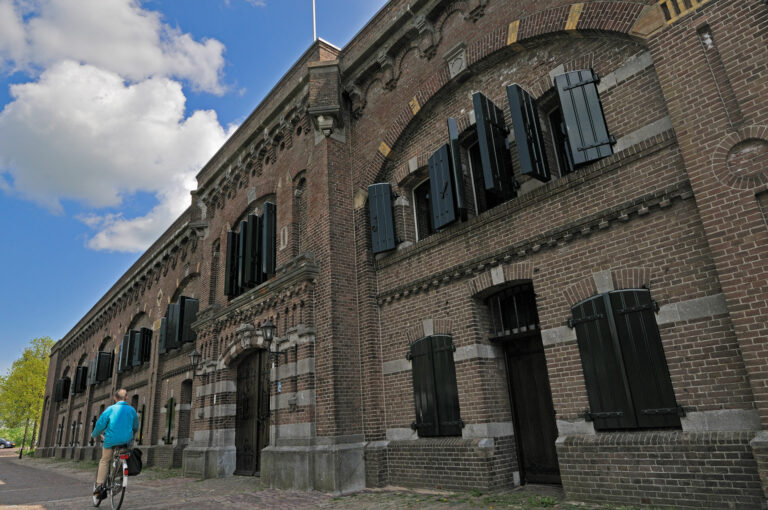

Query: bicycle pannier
<box><xmin>127</xmin><ymin>448</ymin><xmax>143</xmax><ymax>476</ymax></box>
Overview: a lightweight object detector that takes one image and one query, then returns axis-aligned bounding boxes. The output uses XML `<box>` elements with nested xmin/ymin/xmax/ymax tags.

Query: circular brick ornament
<box><xmin>712</xmin><ymin>126</ymin><xmax>768</xmax><ymax>190</ymax></box>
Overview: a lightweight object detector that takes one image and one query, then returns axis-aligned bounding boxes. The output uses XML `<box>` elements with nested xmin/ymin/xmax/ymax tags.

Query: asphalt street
<box><xmin>0</xmin><ymin>449</ymin><xmax>570</xmax><ymax>509</ymax></box>
<box><xmin>0</xmin><ymin>449</ymin><xmax>93</xmax><ymax>507</ymax></box>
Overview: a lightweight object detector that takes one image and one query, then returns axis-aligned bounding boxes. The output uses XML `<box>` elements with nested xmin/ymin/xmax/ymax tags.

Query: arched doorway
<box><xmin>234</xmin><ymin>350</ymin><xmax>269</xmax><ymax>476</ymax></box>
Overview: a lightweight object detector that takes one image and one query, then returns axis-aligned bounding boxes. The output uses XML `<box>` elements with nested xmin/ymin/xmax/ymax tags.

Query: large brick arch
<box><xmin>367</xmin><ymin>1</ymin><xmax>657</xmax><ymax>185</ymax></box>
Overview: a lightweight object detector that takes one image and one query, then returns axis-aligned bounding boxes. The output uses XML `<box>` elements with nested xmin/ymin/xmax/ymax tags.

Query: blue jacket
<box><xmin>91</xmin><ymin>401</ymin><xmax>139</xmax><ymax>449</ymax></box>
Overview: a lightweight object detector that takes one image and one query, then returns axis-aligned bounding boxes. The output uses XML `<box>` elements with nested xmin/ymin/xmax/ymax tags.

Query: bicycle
<box><xmin>92</xmin><ymin>444</ymin><xmax>131</xmax><ymax>509</ymax></box>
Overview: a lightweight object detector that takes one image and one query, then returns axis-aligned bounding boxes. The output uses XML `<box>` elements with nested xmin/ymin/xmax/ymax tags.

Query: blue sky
<box><xmin>0</xmin><ymin>0</ymin><xmax>387</xmax><ymax>375</ymax></box>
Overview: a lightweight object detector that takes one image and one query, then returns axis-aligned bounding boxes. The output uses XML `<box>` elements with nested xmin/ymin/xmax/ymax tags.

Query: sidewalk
<box><xmin>2</xmin><ymin>452</ymin><xmax>642</xmax><ymax>509</ymax></box>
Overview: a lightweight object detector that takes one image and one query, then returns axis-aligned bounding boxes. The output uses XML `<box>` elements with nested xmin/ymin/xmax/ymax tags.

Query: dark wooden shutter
<box><xmin>54</xmin><ymin>379</ymin><xmax>63</xmax><ymax>402</ymax></box>
<box><xmin>244</xmin><ymin>214</ymin><xmax>261</xmax><ymax>286</ymax></box>
<box><xmin>180</xmin><ymin>297</ymin><xmax>199</xmax><ymax>344</ymax></box>
<box><xmin>571</xmin><ymin>295</ymin><xmax>636</xmax><ymax>430</ymax></box>
<box><xmin>447</xmin><ymin>118</ymin><xmax>467</xmax><ymax>221</ymax></box>
<box><xmin>88</xmin><ymin>359</ymin><xmax>97</xmax><ymax>386</ymax></box>
<box><xmin>431</xmin><ymin>335</ymin><xmax>462</xmax><ymax>436</ymax></box>
<box><xmin>410</xmin><ymin>337</ymin><xmax>439</xmax><ymax>436</ymax></box>
<box><xmin>609</xmin><ymin>290</ymin><xmax>680</xmax><ymax>429</ymax></box>
<box><xmin>159</xmin><ymin>317</ymin><xmax>167</xmax><ymax>354</ymax></box>
<box><xmin>507</xmin><ymin>84</ymin><xmax>551</xmax><ymax>182</ymax></box>
<box><xmin>238</xmin><ymin>220</ymin><xmax>249</xmax><ymax>290</ymax></box>
<box><xmin>554</xmin><ymin>70</ymin><xmax>614</xmax><ymax>166</ymax></box>
<box><xmin>61</xmin><ymin>377</ymin><xmax>70</xmax><ymax>400</ymax></box>
<box><xmin>97</xmin><ymin>351</ymin><xmax>112</xmax><ymax>382</ymax></box>
<box><xmin>80</xmin><ymin>366</ymin><xmax>89</xmax><ymax>392</ymax></box>
<box><xmin>130</xmin><ymin>330</ymin><xmax>141</xmax><ymax>367</ymax></box>
<box><xmin>224</xmin><ymin>231</ymin><xmax>239</xmax><ymax>298</ymax></box>
<box><xmin>472</xmin><ymin>92</ymin><xmax>515</xmax><ymax>196</ymax></box>
<box><xmin>164</xmin><ymin>397</ymin><xmax>175</xmax><ymax>444</ymax></box>
<box><xmin>73</xmin><ymin>367</ymin><xmax>84</xmax><ymax>394</ymax></box>
<box><xmin>140</xmin><ymin>328</ymin><xmax>152</xmax><ymax>363</ymax></box>
<box><xmin>165</xmin><ymin>303</ymin><xmax>181</xmax><ymax>350</ymax></box>
<box><xmin>118</xmin><ymin>335</ymin><xmax>129</xmax><ymax>373</ymax></box>
<box><xmin>261</xmin><ymin>202</ymin><xmax>276</xmax><ymax>278</ymax></box>
<box><xmin>428</xmin><ymin>144</ymin><xmax>457</xmax><ymax>229</ymax></box>
<box><xmin>72</xmin><ymin>368</ymin><xmax>81</xmax><ymax>394</ymax></box>
<box><xmin>368</xmin><ymin>183</ymin><xmax>396</xmax><ymax>254</ymax></box>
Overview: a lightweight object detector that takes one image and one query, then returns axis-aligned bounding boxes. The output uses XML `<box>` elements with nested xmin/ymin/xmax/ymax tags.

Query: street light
<box><xmin>260</xmin><ymin>318</ymin><xmax>287</xmax><ymax>364</ymax></box>
<box><xmin>261</xmin><ymin>319</ymin><xmax>276</xmax><ymax>344</ymax></box>
<box><xmin>188</xmin><ymin>349</ymin><xmax>202</xmax><ymax>378</ymax></box>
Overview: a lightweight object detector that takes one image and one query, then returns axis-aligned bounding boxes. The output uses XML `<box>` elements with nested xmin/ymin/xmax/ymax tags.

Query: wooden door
<box><xmin>505</xmin><ymin>334</ymin><xmax>561</xmax><ymax>484</ymax></box>
<box><xmin>235</xmin><ymin>350</ymin><xmax>268</xmax><ymax>476</ymax></box>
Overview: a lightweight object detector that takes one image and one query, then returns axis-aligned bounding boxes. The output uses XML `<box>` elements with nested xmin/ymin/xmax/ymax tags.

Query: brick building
<box><xmin>37</xmin><ymin>0</ymin><xmax>768</xmax><ymax>507</ymax></box>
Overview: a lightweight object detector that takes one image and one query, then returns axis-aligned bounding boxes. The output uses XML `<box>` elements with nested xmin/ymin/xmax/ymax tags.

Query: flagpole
<box><xmin>312</xmin><ymin>0</ymin><xmax>317</xmax><ymax>41</ymax></box>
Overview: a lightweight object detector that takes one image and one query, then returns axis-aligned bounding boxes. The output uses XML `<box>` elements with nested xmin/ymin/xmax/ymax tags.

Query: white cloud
<box><xmin>0</xmin><ymin>61</ymin><xmax>237</xmax><ymax>251</ymax></box>
<box><xmin>1</xmin><ymin>0</ymin><xmax>227</xmax><ymax>94</ymax></box>
<box><xmin>0</xmin><ymin>0</ymin><xmax>28</xmax><ymax>68</ymax></box>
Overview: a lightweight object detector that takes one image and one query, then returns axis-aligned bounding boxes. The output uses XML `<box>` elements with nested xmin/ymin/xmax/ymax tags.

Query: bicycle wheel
<box><xmin>109</xmin><ymin>457</ymin><xmax>125</xmax><ymax>510</ymax></box>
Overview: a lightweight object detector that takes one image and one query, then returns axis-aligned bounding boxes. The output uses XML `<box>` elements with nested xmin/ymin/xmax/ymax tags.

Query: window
<box><xmin>472</xmin><ymin>92</ymin><xmax>517</xmax><ymax>207</ymax></box>
<box><xmin>117</xmin><ymin>327</ymin><xmax>154</xmax><ymax>370</ymax></box>
<box><xmin>412</xmin><ymin>178</ymin><xmax>434</xmax><ymax>240</ymax></box>
<box><xmin>72</xmin><ymin>365</ymin><xmax>88</xmax><ymax>394</ymax></box>
<box><xmin>54</xmin><ymin>376</ymin><xmax>70</xmax><ymax>402</ymax></box>
<box><xmin>570</xmin><ymin>289</ymin><xmax>681</xmax><ymax>431</ymax></box>
<box><xmin>547</xmin><ymin>106</ymin><xmax>575</xmax><ymax>177</ymax></box>
<box><xmin>488</xmin><ymin>284</ymin><xmax>540</xmax><ymax>338</ymax></box>
<box><xmin>224</xmin><ymin>202</ymin><xmax>277</xmax><ymax>298</ymax></box>
<box><xmin>467</xmin><ymin>142</ymin><xmax>505</xmax><ymax>214</ymax></box>
<box><xmin>209</xmin><ymin>240</ymin><xmax>220</xmax><ymax>306</ymax></box>
<box><xmin>158</xmin><ymin>296</ymin><xmax>199</xmax><ymax>355</ymax></box>
<box><xmin>506</xmin><ymin>71</ymin><xmax>613</xmax><ymax>183</ymax></box>
<box><xmin>87</xmin><ymin>343</ymin><xmax>114</xmax><ymax>386</ymax></box>
<box><xmin>163</xmin><ymin>397</ymin><xmax>175</xmax><ymax>445</ymax></box>
<box><xmin>407</xmin><ymin>335</ymin><xmax>462</xmax><ymax>437</ymax></box>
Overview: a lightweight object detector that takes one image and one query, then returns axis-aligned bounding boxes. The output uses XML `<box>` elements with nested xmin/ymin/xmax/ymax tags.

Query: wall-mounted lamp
<box><xmin>260</xmin><ymin>319</ymin><xmax>287</xmax><ymax>364</ymax></box>
<box><xmin>188</xmin><ymin>348</ymin><xmax>202</xmax><ymax>378</ymax></box>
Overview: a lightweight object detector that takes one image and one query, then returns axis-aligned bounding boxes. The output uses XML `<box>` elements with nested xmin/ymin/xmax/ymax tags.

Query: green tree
<box><xmin>0</xmin><ymin>337</ymin><xmax>54</xmax><ymax>456</ymax></box>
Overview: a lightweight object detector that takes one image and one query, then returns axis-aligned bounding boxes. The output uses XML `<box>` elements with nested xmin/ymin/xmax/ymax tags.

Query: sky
<box><xmin>0</xmin><ymin>0</ymin><xmax>388</xmax><ymax>375</ymax></box>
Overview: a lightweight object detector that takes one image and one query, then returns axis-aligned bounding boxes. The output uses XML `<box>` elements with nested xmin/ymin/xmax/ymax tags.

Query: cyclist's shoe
<box><xmin>93</xmin><ymin>483</ymin><xmax>107</xmax><ymax>499</ymax></box>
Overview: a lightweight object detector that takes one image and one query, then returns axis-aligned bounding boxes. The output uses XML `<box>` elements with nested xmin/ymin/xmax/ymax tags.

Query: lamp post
<box><xmin>261</xmin><ymin>319</ymin><xmax>276</xmax><ymax>346</ymax></box>
<box><xmin>188</xmin><ymin>349</ymin><xmax>202</xmax><ymax>378</ymax></box>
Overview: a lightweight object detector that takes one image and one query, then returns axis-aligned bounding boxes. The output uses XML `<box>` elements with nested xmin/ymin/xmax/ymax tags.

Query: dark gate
<box><xmin>505</xmin><ymin>335</ymin><xmax>561</xmax><ymax>484</ymax></box>
<box><xmin>235</xmin><ymin>350</ymin><xmax>269</xmax><ymax>476</ymax></box>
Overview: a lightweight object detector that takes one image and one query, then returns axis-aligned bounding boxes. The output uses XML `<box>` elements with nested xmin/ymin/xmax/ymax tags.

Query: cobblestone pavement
<box><xmin>0</xmin><ymin>451</ymin><xmax>633</xmax><ymax>510</ymax></box>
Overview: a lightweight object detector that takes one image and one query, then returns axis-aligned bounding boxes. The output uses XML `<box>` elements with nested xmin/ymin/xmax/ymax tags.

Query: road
<box><xmin>0</xmin><ymin>449</ymin><xmax>569</xmax><ymax>509</ymax></box>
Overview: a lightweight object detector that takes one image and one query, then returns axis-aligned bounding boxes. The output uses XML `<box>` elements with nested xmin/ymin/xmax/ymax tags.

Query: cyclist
<box><xmin>91</xmin><ymin>389</ymin><xmax>138</xmax><ymax>499</ymax></box>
